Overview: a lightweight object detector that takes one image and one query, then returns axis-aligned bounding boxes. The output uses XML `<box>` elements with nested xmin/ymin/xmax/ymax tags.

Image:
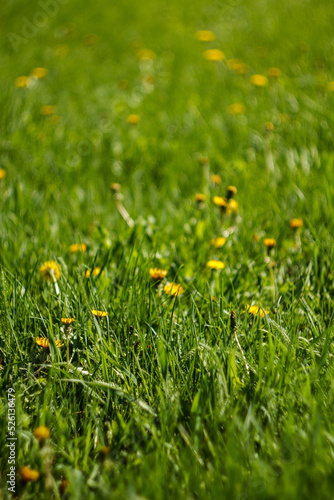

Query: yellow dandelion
<box><xmin>164</xmin><ymin>282</ymin><xmax>184</xmax><ymax>296</ymax></box>
<box><xmin>213</xmin><ymin>196</ymin><xmax>227</xmax><ymax>207</ymax></box>
<box><xmin>110</xmin><ymin>182</ymin><xmax>121</xmax><ymax>193</ymax></box>
<box><xmin>328</xmin><ymin>82</ymin><xmax>334</xmax><ymax>91</ymax></box>
<box><xmin>263</xmin><ymin>238</ymin><xmax>276</xmax><ymax>250</ymax></box>
<box><xmin>250</xmin><ymin>74</ymin><xmax>268</xmax><ymax>87</ymax></box>
<box><xmin>40</xmin><ymin>261</ymin><xmax>61</xmax><ymax>281</ymax></box>
<box><xmin>0</xmin><ymin>169</ymin><xmax>6</xmax><ymax>180</ymax></box>
<box><xmin>206</xmin><ymin>260</ymin><xmax>225</xmax><ymax>270</ymax></box>
<box><xmin>211</xmin><ymin>174</ymin><xmax>222</xmax><ymax>184</ymax></box>
<box><xmin>91</xmin><ymin>310</ymin><xmax>108</xmax><ymax>318</ymax></box>
<box><xmin>41</xmin><ymin>105</ymin><xmax>55</xmax><ymax>116</ymax></box>
<box><xmin>227</xmin><ymin>199</ymin><xmax>238</xmax><ymax>214</ymax></box>
<box><xmin>137</xmin><ymin>49</ymin><xmax>156</xmax><ymax>60</ymax></box>
<box><xmin>33</xmin><ymin>426</ymin><xmax>50</xmax><ymax>443</ymax></box>
<box><xmin>227</xmin><ymin>59</ymin><xmax>248</xmax><ymax>74</ymax></box>
<box><xmin>35</xmin><ymin>337</ymin><xmax>63</xmax><ymax>348</ymax></box>
<box><xmin>19</xmin><ymin>466</ymin><xmax>40</xmax><ymax>483</ymax></box>
<box><xmin>203</xmin><ymin>49</ymin><xmax>225</xmax><ymax>61</ymax></box>
<box><xmin>69</xmin><ymin>243</ymin><xmax>87</xmax><ymax>253</ymax></box>
<box><xmin>61</xmin><ymin>318</ymin><xmax>75</xmax><ymax>325</ymax></box>
<box><xmin>210</xmin><ymin>237</ymin><xmax>226</xmax><ymax>248</ymax></box>
<box><xmin>127</xmin><ymin>114</ymin><xmax>140</xmax><ymax>124</ymax></box>
<box><xmin>15</xmin><ymin>76</ymin><xmax>30</xmax><ymax>88</ymax></box>
<box><xmin>265</xmin><ymin>121</ymin><xmax>275</xmax><ymax>132</ymax></box>
<box><xmin>290</xmin><ymin>218</ymin><xmax>303</xmax><ymax>229</ymax></box>
<box><xmin>84</xmin><ymin>267</ymin><xmax>102</xmax><ymax>278</ymax></box>
<box><xmin>30</xmin><ymin>67</ymin><xmax>48</xmax><ymax>79</ymax></box>
<box><xmin>268</xmin><ymin>67</ymin><xmax>281</xmax><ymax>78</ymax></box>
<box><xmin>245</xmin><ymin>305</ymin><xmax>269</xmax><ymax>318</ymax></box>
<box><xmin>226</xmin><ymin>185</ymin><xmax>237</xmax><ymax>199</ymax></box>
<box><xmin>195</xmin><ymin>193</ymin><xmax>206</xmax><ymax>202</ymax></box>
<box><xmin>150</xmin><ymin>268</ymin><xmax>168</xmax><ymax>281</ymax></box>
<box><xmin>195</xmin><ymin>30</ymin><xmax>215</xmax><ymax>42</ymax></box>
<box><xmin>227</xmin><ymin>103</ymin><xmax>245</xmax><ymax>115</ymax></box>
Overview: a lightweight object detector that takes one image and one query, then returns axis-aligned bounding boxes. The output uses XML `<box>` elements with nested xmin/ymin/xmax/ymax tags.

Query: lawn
<box><xmin>1</xmin><ymin>0</ymin><xmax>334</xmax><ymax>498</ymax></box>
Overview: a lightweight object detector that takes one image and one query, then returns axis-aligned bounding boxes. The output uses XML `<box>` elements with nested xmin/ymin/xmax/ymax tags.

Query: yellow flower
<box><xmin>137</xmin><ymin>49</ymin><xmax>156</xmax><ymax>60</ymax></box>
<box><xmin>290</xmin><ymin>218</ymin><xmax>303</xmax><ymax>229</ymax></box>
<box><xmin>195</xmin><ymin>193</ymin><xmax>206</xmax><ymax>203</ymax></box>
<box><xmin>203</xmin><ymin>49</ymin><xmax>225</xmax><ymax>61</ymax></box>
<box><xmin>210</xmin><ymin>237</ymin><xmax>226</xmax><ymax>248</ymax></box>
<box><xmin>41</xmin><ymin>105</ymin><xmax>55</xmax><ymax>116</ymax></box>
<box><xmin>150</xmin><ymin>268</ymin><xmax>168</xmax><ymax>281</ymax></box>
<box><xmin>69</xmin><ymin>243</ymin><xmax>87</xmax><ymax>253</ymax></box>
<box><xmin>227</xmin><ymin>103</ymin><xmax>245</xmax><ymax>115</ymax></box>
<box><xmin>110</xmin><ymin>182</ymin><xmax>121</xmax><ymax>193</ymax></box>
<box><xmin>227</xmin><ymin>59</ymin><xmax>248</xmax><ymax>74</ymax></box>
<box><xmin>211</xmin><ymin>174</ymin><xmax>222</xmax><ymax>184</ymax></box>
<box><xmin>127</xmin><ymin>114</ymin><xmax>140</xmax><ymax>124</ymax></box>
<box><xmin>91</xmin><ymin>310</ymin><xmax>108</xmax><ymax>318</ymax></box>
<box><xmin>36</xmin><ymin>337</ymin><xmax>63</xmax><ymax>348</ymax></box>
<box><xmin>195</xmin><ymin>30</ymin><xmax>215</xmax><ymax>41</ymax></box>
<box><xmin>84</xmin><ymin>267</ymin><xmax>101</xmax><ymax>278</ymax></box>
<box><xmin>227</xmin><ymin>199</ymin><xmax>238</xmax><ymax>214</ymax></box>
<box><xmin>19</xmin><ymin>466</ymin><xmax>40</xmax><ymax>483</ymax></box>
<box><xmin>61</xmin><ymin>318</ymin><xmax>75</xmax><ymax>325</ymax></box>
<box><xmin>30</xmin><ymin>67</ymin><xmax>48</xmax><ymax>79</ymax></box>
<box><xmin>33</xmin><ymin>426</ymin><xmax>50</xmax><ymax>443</ymax></box>
<box><xmin>265</xmin><ymin>121</ymin><xmax>275</xmax><ymax>132</ymax></box>
<box><xmin>164</xmin><ymin>282</ymin><xmax>184</xmax><ymax>296</ymax></box>
<box><xmin>263</xmin><ymin>238</ymin><xmax>276</xmax><ymax>250</ymax></box>
<box><xmin>245</xmin><ymin>305</ymin><xmax>269</xmax><ymax>318</ymax></box>
<box><xmin>206</xmin><ymin>260</ymin><xmax>225</xmax><ymax>270</ymax></box>
<box><xmin>250</xmin><ymin>74</ymin><xmax>268</xmax><ymax>87</ymax></box>
<box><xmin>226</xmin><ymin>185</ymin><xmax>237</xmax><ymax>198</ymax></box>
<box><xmin>268</xmin><ymin>67</ymin><xmax>281</xmax><ymax>78</ymax></box>
<box><xmin>15</xmin><ymin>76</ymin><xmax>30</xmax><ymax>88</ymax></box>
<box><xmin>328</xmin><ymin>81</ymin><xmax>334</xmax><ymax>91</ymax></box>
<box><xmin>40</xmin><ymin>261</ymin><xmax>61</xmax><ymax>281</ymax></box>
<box><xmin>0</xmin><ymin>169</ymin><xmax>6</xmax><ymax>180</ymax></box>
<box><xmin>213</xmin><ymin>196</ymin><xmax>227</xmax><ymax>207</ymax></box>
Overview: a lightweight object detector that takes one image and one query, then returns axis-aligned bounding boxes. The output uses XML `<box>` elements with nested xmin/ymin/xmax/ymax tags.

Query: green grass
<box><xmin>1</xmin><ymin>0</ymin><xmax>334</xmax><ymax>498</ymax></box>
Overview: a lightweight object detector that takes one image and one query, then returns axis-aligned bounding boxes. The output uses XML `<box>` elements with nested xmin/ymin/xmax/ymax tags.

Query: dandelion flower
<box><xmin>195</xmin><ymin>30</ymin><xmax>215</xmax><ymax>41</ymax></box>
<box><xmin>227</xmin><ymin>59</ymin><xmax>248</xmax><ymax>74</ymax></box>
<box><xmin>263</xmin><ymin>238</ymin><xmax>276</xmax><ymax>250</ymax></box>
<box><xmin>150</xmin><ymin>268</ymin><xmax>168</xmax><ymax>281</ymax></box>
<box><xmin>69</xmin><ymin>243</ymin><xmax>87</xmax><ymax>253</ymax></box>
<box><xmin>41</xmin><ymin>105</ymin><xmax>55</xmax><ymax>116</ymax></box>
<box><xmin>245</xmin><ymin>305</ymin><xmax>269</xmax><ymax>318</ymax></box>
<box><xmin>227</xmin><ymin>103</ymin><xmax>245</xmax><ymax>115</ymax></box>
<box><xmin>210</xmin><ymin>237</ymin><xmax>226</xmax><ymax>248</ymax></box>
<box><xmin>84</xmin><ymin>267</ymin><xmax>101</xmax><ymax>278</ymax></box>
<box><xmin>127</xmin><ymin>114</ymin><xmax>140</xmax><ymax>124</ymax></box>
<box><xmin>290</xmin><ymin>218</ymin><xmax>303</xmax><ymax>229</ymax></box>
<box><xmin>137</xmin><ymin>49</ymin><xmax>156</xmax><ymax>60</ymax></box>
<box><xmin>33</xmin><ymin>426</ymin><xmax>50</xmax><ymax>443</ymax></box>
<box><xmin>211</xmin><ymin>174</ymin><xmax>222</xmax><ymax>184</ymax></box>
<box><xmin>61</xmin><ymin>318</ymin><xmax>75</xmax><ymax>325</ymax></box>
<box><xmin>226</xmin><ymin>185</ymin><xmax>237</xmax><ymax>199</ymax></box>
<box><xmin>40</xmin><ymin>261</ymin><xmax>61</xmax><ymax>281</ymax></box>
<box><xmin>36</xmin><ymin>337</ymin><xmax>63</xmax><ymax>348</ymax></box>
<box><xmin>91</xmin><ymin>310</ymin><xmax>108</xmax><ymax>318</ymax></box>
<box><xmin>206</xmin><ymin>260</ymin><xmax>225</xmax><ymax>270</ymax></box>
<box><xmin>227</xmin><ymin>199</ymin><xmax>238</xmax><ymax>214</ymax></box>
<box><xmin>268</xmin><ymin>67</ymin><xmax>281</xmax><ymax>78</ymax></box>
<box><xmin>250</xmin><ymin>74</ymin><xmax>268</xmax><ymax>87</ymax></box>
<box><xmin>203</xmin><ymin>49</ymin><xmax>225</xmax><ymax>61</ymax></box>
<box><xmin>0</xmin><ymin>169</ymin><xmax>6</xmax><ymax>180</ymax></box>
<box><xmin>265</xmin><ymin>121</ymin><xmax>275</xmax><ymax>132</ymax></box>
<box><xmin>213</xmin><ymin>196</ymin><xmax>227</xmax><ymax>207</ymax></box>
<box><xmin>164</xmin><ymin>282</ymin><xmax>184</xmax><ymax>296</ymax></box>
<box><xmin>30</xmin><ymin>67</ymin><xmax>48</xmax><ymax>79</ymax></box>
<box><xmin>15</xmin><ymin>76</ymin><xmax>30</xmax><ymax>88</ymax></box>
<box><xmin>19</xmin><ymin>466</ymin><xmax>40</xmax><ymax>483</ymax></box>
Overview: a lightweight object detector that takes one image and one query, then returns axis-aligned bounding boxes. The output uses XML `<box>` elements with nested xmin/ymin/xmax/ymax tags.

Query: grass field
<box><xmin>1</xmin><ymin>0</ymin><xmax>334</xmax><ymax>498</ymax></box>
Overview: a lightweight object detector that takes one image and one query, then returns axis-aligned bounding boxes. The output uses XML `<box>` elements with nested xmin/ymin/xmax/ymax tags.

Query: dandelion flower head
<box><xmin>40</xmin><ymin>261</ymin><xmax>61</xmax><ymax>281</ymax></box>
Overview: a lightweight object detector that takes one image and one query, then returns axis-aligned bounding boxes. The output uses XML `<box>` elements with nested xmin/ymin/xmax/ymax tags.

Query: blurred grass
<box><xmin>1</xmin><ymin>0</ymin><xmax>334</xmax><ymax>499</ymax></box>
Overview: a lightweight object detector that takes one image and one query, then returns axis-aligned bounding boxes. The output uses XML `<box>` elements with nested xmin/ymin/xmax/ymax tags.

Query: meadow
<box><xmin>1</xmin><ymin>0</ymin><xmax>334</xmax><ymax>498</ymax></box>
